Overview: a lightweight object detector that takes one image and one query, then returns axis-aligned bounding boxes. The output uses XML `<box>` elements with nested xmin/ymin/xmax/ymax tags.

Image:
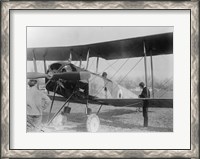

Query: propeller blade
<box><xmin>51</xmin><ymin>72</ymin><xmax>91</xmax><ymax>81</ymax></box>
<box><xmin>27</xmin><ymin>72</ymin><xmax>49</xmax><ymax>79</ymax></box>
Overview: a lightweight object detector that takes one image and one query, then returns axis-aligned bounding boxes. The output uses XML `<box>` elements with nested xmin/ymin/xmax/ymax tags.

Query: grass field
<box><xmin>41</xmin><ymin>100</ymin><xmax>173</xmax><ymax>132</ymax></box>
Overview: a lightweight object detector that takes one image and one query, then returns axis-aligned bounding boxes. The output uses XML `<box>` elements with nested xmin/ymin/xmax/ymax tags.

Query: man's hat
<box><xmin>139</xmin><ymin>82</ymin><xmax>145</xmax><ymax>88</ymax></box>
<box><xmin>28</xmin><ymin>79</ymin><xmax>37</xmax><ymax>87</ymax></box>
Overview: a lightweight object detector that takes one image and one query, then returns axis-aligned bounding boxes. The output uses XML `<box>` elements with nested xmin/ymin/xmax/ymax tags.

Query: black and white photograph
<box><xmin>1</xmin><ymin>0</ymin><xmax>196</xmax><ymax>156</ymax></box>
<box><xmin>26</xmin><ymin>26</ymin><xmax>173</xmax><ymax>133</ymax></box>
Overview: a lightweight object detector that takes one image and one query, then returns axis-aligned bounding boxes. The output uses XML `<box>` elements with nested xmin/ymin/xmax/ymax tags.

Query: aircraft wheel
<box><xmin>86</xmin><ymin>114</ymin><xmax>100</xmax><ymax>132</ymax></box>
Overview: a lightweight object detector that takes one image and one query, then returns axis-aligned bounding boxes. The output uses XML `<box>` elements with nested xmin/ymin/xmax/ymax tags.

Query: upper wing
<box><xmin>27</xmin><ymin>32</ymin><xmax>173</xmax><ymax>61</ymax></box>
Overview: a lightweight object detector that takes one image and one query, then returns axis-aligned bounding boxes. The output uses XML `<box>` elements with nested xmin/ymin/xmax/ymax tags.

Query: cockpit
<box><xmin>48</xmin><ymin>62</ymin><xmax>76</xmax><ymax>74</ymax></box>
<box><xmin>61</xmin><ymin>65</ymin><xmax>72</xmax><ymax>72</ymax></box>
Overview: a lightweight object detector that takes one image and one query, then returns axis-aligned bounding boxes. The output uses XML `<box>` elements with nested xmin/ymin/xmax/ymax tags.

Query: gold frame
<box><xmin>1</xmin><ymin>1</ymin><xmax>199</xmax><ymax>158</ymax></box>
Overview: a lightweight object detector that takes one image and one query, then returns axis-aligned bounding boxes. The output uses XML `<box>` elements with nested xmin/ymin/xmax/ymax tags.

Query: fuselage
<box><xmin>45</xmin><ymin>62</ymin><xmax>138</xmax><ymax>102</ymax></box>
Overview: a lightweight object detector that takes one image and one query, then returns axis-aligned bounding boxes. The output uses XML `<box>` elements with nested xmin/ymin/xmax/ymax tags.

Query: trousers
<box><xmin>143</xmin><ymin>100</ymin><xmax>149</xmax><ymax>127</ymax></box>
<box><xmin>27</xmin><ymin>115</ymin><xmax>42</xmax><ymax>132</ymax></box>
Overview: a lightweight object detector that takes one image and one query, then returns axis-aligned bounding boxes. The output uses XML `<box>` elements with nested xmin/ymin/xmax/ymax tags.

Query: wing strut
<box><xmin>43</xmin><ymin>58</ymin><xmax>47</xmax><ymax>73</ymax></box>
<box><xmin>96</xmin><ymin>57</ymin><xmax>99</xmax><ymax>73</ymax></box>
<box><xmin>86</xmin><ymin>49</ymin><xmax>90</xmax><ymax>70</ymax></box>
<box><xmin>150</xmin><ymin>51</ymin><xmax>155</xmax><ymax>98</ymax></box>
<box><xmin>143</xmin><ymin>41</ymin><xmax>148</xmax><ymax>96</ymax></box>
<box><xmin>32</xmin><ymin>50</ymin><xmax>37</xmax><ymax>72</ymax></box>
<box><xmin>143</xmin><ymin>41</ymin><xmax>148</xmax><ymax>127</ymax></box>
<box><xmin>79</xmin><ymin>58</ymin><xmax>82</xmax><ymax>68</ymax></box>
<box><xmin>69</xmin><ymin>52</ymin><xmax>72</xmax><ymax>62</ymax></box>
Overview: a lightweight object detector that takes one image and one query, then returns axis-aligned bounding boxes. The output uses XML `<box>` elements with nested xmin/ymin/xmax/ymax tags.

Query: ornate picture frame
<box><xmin>1</xmin><ymin>1</ymin><xmax>199</xmax><ymax>158</ymax></box>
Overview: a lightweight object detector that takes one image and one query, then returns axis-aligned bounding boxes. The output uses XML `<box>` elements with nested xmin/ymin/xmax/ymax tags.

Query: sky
<box><xmin>27</xmin><ymin>27</ymin><xmax>173</xmax><ymax>83</ymax></box>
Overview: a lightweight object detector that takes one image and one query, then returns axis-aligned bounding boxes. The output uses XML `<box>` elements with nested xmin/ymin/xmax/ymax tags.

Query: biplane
<box><xmin>27</xmin><ymin>32</ymin><xmax>173</xmax><ymax>132</ymax></box>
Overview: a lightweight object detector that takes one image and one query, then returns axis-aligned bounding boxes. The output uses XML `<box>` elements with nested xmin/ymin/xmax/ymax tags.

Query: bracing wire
<box><xmin>104</xmin><ymin>60</ymin><xmax>117</xmax><ymax>73</ymax></box>
<box><xmin>86</xmin><ymin>59</ymin><xmax>119</xmax><ymax>83</ymax></box>
<box><xmin>159</xmin><ymin>89</ymin><xmax>171</xmax><ymax>98</ymax></box>
<box><xmin>69</xmin><ymin>59</ymin><xmax>120</xmax><ymax>93</ymax></box>
<box><xmin>109</xmin><ymin>58</ymin><xmax>130</xmax><ymax>80</ymax></box>
<box><xmin>94</xmin><ymin>58</ymin><xmax>130</xmax><ymax>97</ymax></box>
<box><xmin>153</xmin><ymin>77</ymin><xmax>173</xmax><ymax>98</ymax></box>
<box><xmin>158</xmin><ymin>78</ymin><xmax>173</xmax><ymax>98</ymax></box>
<box><xmin>118</xmin><ymin>57</ymin><xmax>144</xmax><ymax>85</ymax></box>
<box><xmin>100</xmin><ymin>57</ymin><xmax>143</xmax><ymax>97</ymax></box>
<box><xmin>99</xmin><ymin>59</ymin><xmax>119</xmax><ymax>75</ymax></box>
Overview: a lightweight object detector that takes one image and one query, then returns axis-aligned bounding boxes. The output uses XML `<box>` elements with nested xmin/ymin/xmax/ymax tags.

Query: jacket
<box><xmin>139</xmin><ymin>87</ymin><xmax>150</xmax><ymax>98</ymax></box>
<box><xmin>27</xmin><ymin>86</ymin><xmax>51</xmax><ymax>115</ymax></box>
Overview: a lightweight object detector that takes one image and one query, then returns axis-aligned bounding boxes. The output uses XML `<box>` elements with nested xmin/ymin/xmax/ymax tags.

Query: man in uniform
<box><xmin>138</xmin><ymin>82</ymin><xmax>150</xmax><ymax>127</ymax></box>
<box><xmin>101</xmin><ymin>72</ymin><xmax>108</xmax><ymax>98</ymax></box>
<box><xmin>27</xmin><ymin>79</ymin><xmax>51</xmax><ymax>132</ymax></box>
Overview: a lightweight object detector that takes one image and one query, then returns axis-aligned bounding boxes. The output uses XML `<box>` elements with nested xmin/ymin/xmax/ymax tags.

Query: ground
<box><xmin>40</xmin><ymin>101</ymin><xmax>173</xmax><ymax>132</ymax></box>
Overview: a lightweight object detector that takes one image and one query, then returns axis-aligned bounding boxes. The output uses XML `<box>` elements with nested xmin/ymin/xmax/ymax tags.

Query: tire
<box><xmin>86</xmin><ymin>114</ymin><xmax>100</xmax><ymax>132</ymax></box>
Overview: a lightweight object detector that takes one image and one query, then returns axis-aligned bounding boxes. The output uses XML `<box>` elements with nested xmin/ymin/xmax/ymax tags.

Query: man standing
<box><xmin>138</xmin><ymin>82</ymin><xmax>150</xmax><ymax>127</ymax></box>
<box><xmin>27</xmin><ymin>79</ymin><xmax>51</xmax><ymax>132</ymax></box>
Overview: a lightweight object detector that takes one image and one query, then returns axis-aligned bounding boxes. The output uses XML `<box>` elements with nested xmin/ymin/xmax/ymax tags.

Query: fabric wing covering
<box><xmin>27</xmin><ymin>32</ymin><xmax>173</xmax><ymax>61</ymax></box>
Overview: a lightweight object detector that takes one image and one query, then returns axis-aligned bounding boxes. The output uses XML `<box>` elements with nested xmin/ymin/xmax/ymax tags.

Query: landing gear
<box><xmin>85</xmin><ymin>101</ymin><xmax>102</xmax><ymax>132</ymax></box>
<box><xmin>86</xmin><ymin>114</ymin><xmax>100</xmax><ymax>132</ymax></box>
<box><xmin>86</xmin><ymin>107</ymin><xmax>92</xmax><ymax>115</ymax></box>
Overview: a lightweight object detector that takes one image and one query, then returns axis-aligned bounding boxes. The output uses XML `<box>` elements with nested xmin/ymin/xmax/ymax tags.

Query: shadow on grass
<box><xmin>100</xmin><ymin>119</ymin><xmax>172</xmax><ymax>132</ymax></box>
<box><xmin>42</xmin><ymin>109</ymin><xmax>172</xmax><ymax>132</ymax></box>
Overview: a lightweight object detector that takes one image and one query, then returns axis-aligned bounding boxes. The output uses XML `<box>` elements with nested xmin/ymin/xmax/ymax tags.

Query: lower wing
<box><xmin>49</xmin><ymin>95</ymin><xmax>173</xmax><ymax>108</ymax></box>
<box><xmin>94</xmin><ymin>98</ymin><xmax>173</xmax><ymax>108</ymax></box>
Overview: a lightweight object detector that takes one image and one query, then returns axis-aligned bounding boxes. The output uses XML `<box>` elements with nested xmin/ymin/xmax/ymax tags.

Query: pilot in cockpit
<box><xmin>62</xmin><ymin>65</ymin><xmax>72</xmax><ymax>72</ymax></box>
<box><xmin>102</xmin><ymin>72</ymin><xmax>108</xmax><ymax>79</ymax></box>
<box><xmin>102</xmin><ymin>72</ymin><xmax>108</xmax><ymax>98</ymax></box>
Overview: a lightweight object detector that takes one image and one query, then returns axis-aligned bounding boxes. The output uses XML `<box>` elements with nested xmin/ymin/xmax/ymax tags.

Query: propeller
<box><xmin>27</xmin><ymin>71</ymin><xmax>91</xmax><ymax>81</ymax></box>
<box><xmin>27</xmin><ymin>72</ymin><xmax>50</xmax><ymax>79</ymax></box>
